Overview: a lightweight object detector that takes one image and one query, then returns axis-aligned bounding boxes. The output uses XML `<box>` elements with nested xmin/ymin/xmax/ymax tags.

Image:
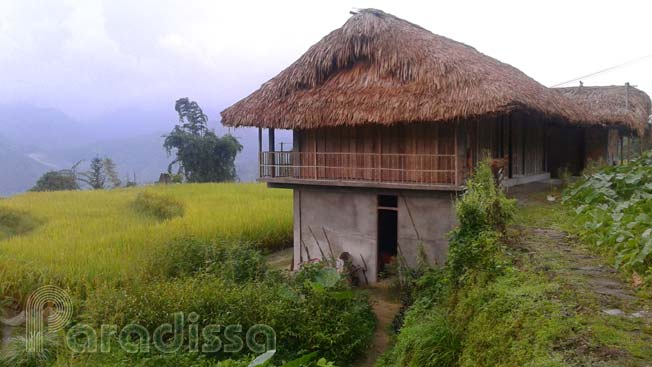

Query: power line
<box><xmin>551</xmin><ymin>53</ymin><xmax>652</xmax><ymax>87</ymax></box>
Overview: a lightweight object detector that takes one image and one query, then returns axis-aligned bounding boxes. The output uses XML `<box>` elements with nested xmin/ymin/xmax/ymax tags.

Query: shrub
<box><xmin>30</xmin><ymin>170</ymin><xmax>79</xmax><ymax>192</ymax></box>
<box><xmin>133</xmin><ymin>191</ymin><xmax>185</xmax><ymax>220</ymax></box>
<box><xmin>379</xmin><ymin>161</ymin><xmax>519</xmax><ymax>367</ymax></box>
<box><xmin>447</xmin><ymin>161</ymin><xmax>514</xmax><ymax>284</ymax></box>
<box><xmin>377</xmin><ymin>305</ymin><xmax>461</xmax><ymax>367</ymax></box>
<box><xmin>84</xmin><ymin>257</ymin><xmax>374</xmax><ymax>365</ymax></box>
<box><xmin>564</xmin><ymin>151</ymin><xmax>652</xmax><ymax>282</ymax></box>
<box><xmin>1</xmin><ymin>333</ymin><xmax>61</xmax><ymax>367</ymax></box>
<box><xmin>147</xmin><ymin>239</ymin><xmax>268</xmax><ymax>282</ymax></box>
<box><xmin>0</xmin><ymin>206</ymin><xmax>40</xmax><ymax>241</ymax></box>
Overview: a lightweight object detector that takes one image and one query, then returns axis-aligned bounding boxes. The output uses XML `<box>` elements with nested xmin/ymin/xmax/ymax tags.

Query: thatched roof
<box><xmin>555</xmin><ymin>85</ymin><xmax>651</xmax><ymax>136</ymax></box>
<box><xmin>221</xmin><ymin>9</ymin><xmax>591</xmax><ymax>129</ymax></box>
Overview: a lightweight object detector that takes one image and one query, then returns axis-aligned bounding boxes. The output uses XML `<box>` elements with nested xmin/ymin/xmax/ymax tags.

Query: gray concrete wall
<box><xmin>293</xmin><ymin>187</ymin><xmax>457</xmax><ymax>284</ymax></box>
<box><xmin>397</xmin><ymin>191</ymin><xmax>457</xmax><ymax>269</ymax></box>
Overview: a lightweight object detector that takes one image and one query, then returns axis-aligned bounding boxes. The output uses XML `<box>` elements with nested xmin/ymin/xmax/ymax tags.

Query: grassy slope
<box><xmin>379</xmin><ymin>183</ymin><xmax>652</xmax><ymax>367</ymax></box>
<box><xmin>0</xmin><ymin>183</ymin><xmax>292</xmax><ymax>299</ymax></box>
<box><xmin>511</xmin><ymin>185</ymin><xmax>652</xmax><ymax>366</ymax></box>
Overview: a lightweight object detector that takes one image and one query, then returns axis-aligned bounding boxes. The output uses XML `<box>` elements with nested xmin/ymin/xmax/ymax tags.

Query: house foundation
<box><xmin>293</xmin><ymin>187</ymin><xmax>457</xmax><ymax>284</ymax></box>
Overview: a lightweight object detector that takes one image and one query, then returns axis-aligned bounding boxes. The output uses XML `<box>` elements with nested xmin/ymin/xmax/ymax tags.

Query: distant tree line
<box><xmin>30</xmin><ymin>97</ymin><xmax>242</xmax><ymax>192</ymax></box>
<box><xmin>31</xmin><ymin>157</ymin><xmax>127</xmax><ymax>192</ymax></box>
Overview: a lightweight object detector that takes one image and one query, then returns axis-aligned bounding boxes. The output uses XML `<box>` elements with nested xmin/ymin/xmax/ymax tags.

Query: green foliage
<box><xmin>147</xmin><ymin>239</ymin><xmax>268</xmax><ymax>282</ymax></box>
<box><xmin>452</xmin><ymin>270</ymin><xmax>570</xmax><ymax>367</ymax></box>
<box><xmin>564</xmin><ymin>151</ymin><xmax>652</xmax><ymax>281</ymax></box>
<box><xmin>1</xmin><ymin>333</ymin><xmax>61</xmax><ymax>367</ymax></box>
<box><xmin>103</xmin><ymin>157</ymin><xmax>122</xmax><ymax>188</ymax></box>
<box><xmin>447</xmin><ymin>161</ymin><xmax>514</xmax><ymax>284</ymax></box>
<box><xmin>379</xmin><ymin>161</ymin><xmax>529</xmax><ymax>367</ymax></box>
<box><xmin>78</xmin><ymin>156</ymin><xmax>122</xmax><ymax>190</ymax></box>
<box><xmin>0</xmin><ymin>205</ymin><xmax>40</xmax><ymax>241</ymax></box>
<box><xmin>164</xmin><ymin>98</ymin><xmax>243</xmax><ymax>182</ymax></box>
<box><xmin>0</xmin><ymin>183</ymin><xmax>292</xmax><ymax>303</ymax></box>
<box><xmin>79</xmin><ymin>157</ymin><xmax>107</xmax><ymax>189</ymax></box>
<box><xmin>133</xmin><ymin>191</ymin><xmax>185</xmax><ymax>220</ymax></box>
<box><xmin>30</xmin><ymin>170</ymin><xmax>80</xmax><ymax>192</ymax></box>
<box><xmin>377</xmin><ymin>305</ymin><xmax>461</xmax><ymax>367</ymax></box>
<box><xmin>84</xmin><ymin>256</ymin><xmax>374</xmax><ymax>365</ymax></box>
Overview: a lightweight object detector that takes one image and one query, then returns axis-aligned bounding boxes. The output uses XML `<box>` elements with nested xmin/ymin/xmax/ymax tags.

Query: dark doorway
<box><xmin>377</xmin><ymin>195</ymin><xmax>398</xmax><ymax>273</ymax></box>
<box><xmin>547</xmin><ymin>126</ymin><xmax>585</xmax><ymax>177</ymax></box>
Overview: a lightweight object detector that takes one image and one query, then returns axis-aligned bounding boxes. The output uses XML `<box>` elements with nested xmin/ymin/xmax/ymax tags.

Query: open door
<box><xmin>377</xmin><ymin>195</ymin><xmax>398</xmax><ymax>273</ymax></box>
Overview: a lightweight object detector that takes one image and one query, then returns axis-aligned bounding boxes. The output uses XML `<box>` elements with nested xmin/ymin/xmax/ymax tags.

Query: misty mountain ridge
<box><xmin>0</xmin><ymin>103</ymin><xmax>277</xmax><ymax>196</ymax></box>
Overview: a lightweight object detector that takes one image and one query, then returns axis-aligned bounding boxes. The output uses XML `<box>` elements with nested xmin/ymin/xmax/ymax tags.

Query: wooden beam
<box><xmin>508</xmin><ymin>114</ymin><xmax>513</xmax><ymax>178</ymax></box>
<box><xmin>258</xmin><ymin>127</ymin><xmax>262</xmax><ymax>177</ymax></box>
<box><xmin>269</xmin><ymin>128</ymin><xmax>275</xmax><ymax>177</ymax></box>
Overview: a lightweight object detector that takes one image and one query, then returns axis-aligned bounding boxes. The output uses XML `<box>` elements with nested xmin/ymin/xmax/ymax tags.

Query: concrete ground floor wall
<box><xmin>293</xmin><ymin>186</ymin><xmax>458</xmax><ymax>284</ymax></box>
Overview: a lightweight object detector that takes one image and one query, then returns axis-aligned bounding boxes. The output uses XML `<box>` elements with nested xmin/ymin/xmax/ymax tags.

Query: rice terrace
<box><xmin>2</xmin><ymin>2</ymin><xmax>652</xmax><ymax>367</ymax></box>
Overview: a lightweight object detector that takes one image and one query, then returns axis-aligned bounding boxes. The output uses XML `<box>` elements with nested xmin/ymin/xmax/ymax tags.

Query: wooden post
<box><xmin>454</xmin><ymin>123</ymin><xmax>459</xmax><ymax>186</ymax></box>
<box><xmin>508</xmin><ymin>114</ymin><xmax>513</xmax><ymax>178</ymax></box>
<box><xmin>313</xmin><ymin>132</ymin><xmax>318</xmax><ymax>179</ymax></box>
<box><xmin>258</xmin><ymin>128</ymin><xmax>262</xmax><ymax>177</ymax></box>
<box><xmin>269</xmin><ymin>128</ymin><xmax>275</xmax><ymax>177</ymax></box>
<box><xmin>377</xmin><ymin>128</ymin><xmax>382</xmax><ymax>181</ymax></box>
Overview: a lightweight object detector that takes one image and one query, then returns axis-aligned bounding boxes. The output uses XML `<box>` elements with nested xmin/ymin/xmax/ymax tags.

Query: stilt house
<box><xmin>221</xmin><ymin>9</ymin><xmax>648</xmax><ymax>283</ymax></box>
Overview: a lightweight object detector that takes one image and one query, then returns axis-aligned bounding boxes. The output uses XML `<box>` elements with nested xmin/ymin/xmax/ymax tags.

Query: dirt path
<box><xmin>265</xmin><ymin>248</ymin><xmax>402</xmax><ymax>366</ymax></box>
<box><xmin>510</xmin><ymin>184</ymin><xmax>652</xmax><ymax>365</ymax></box>
<box><xmin>355</xmin><ymin>279</ymin><xmax>402</xmax><ymax>367</ymax></box>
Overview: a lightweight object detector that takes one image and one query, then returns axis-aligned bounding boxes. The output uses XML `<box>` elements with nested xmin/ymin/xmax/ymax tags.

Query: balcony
<box><xmin>259</xmin><ymin>151</ymin><xmax>462</xmax><ymax>191</ymax></box>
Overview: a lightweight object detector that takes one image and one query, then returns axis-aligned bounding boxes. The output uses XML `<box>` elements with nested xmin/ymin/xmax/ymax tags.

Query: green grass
<box><xmin>0</xmin><ymin>183</ymin><xmax>292</xmax><ymax>300</ymax></box>
<box><xmin>0</xmin><ymin>205</ymin><xmax>40</xmax><ymax>241</ymax></box>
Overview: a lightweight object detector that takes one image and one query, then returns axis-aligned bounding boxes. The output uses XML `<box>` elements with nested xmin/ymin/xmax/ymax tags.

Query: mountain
<box><xmin>0</xmin><ymin>103</ymin><xmax>270</xmax><ymax>195</ymax></box>
<box><xmin>0</xmin><ymin>135</ymin><xmax>50</xmax><ymax>196</ymax></box>
<box><xmin>0</xmin><ymin>104</ymin><xmax>89</xmax><ymax>150</ymax></box>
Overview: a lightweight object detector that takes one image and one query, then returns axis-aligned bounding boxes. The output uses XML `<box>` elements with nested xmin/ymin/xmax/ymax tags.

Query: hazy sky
<box><xmin>1</xmin><ymin>0</ymin><xmax>651</xmax><ymax>122</ymax></box>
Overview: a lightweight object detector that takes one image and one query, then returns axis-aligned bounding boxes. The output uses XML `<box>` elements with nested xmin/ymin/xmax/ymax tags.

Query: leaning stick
<box><xmin>308</xmin><ymin>226</ymin><xmax>327</xmax><ymax>261</ymax></box>
<box><xmin>359</xmin><ymin>254</ymin><xmax>370</xmax><ymax>285</ymax></box>
<box><xmin>321</xmin><ymin>227</ymin><xmax>336</xmax><ymax>263</ymax></box>
<box><xmin>301</xmin><ymin>239</ymin><xmax>311</xmax><ymax>260</ymax></box>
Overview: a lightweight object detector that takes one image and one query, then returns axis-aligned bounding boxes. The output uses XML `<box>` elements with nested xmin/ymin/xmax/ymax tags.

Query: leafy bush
<box><xmin>0</xmin><ymin>206</ymin><xmax>40</xmax><ymax>241</ymax></box>
<box><xmin>377</xmin><ymin>304</ymin><xmax>461</xmax><ymax>367</ymax></box>
<box><xmin>379</xmin><ymin>161</ymin><xmax>521</xmax><ymax>367</ymax></box>
<box><xmin>84</xmin><ymin>257</ymin><xmax>374</xmax><ymax>365</ymax></box>
<box><xmin>30</xmin><ymin>170</ymin><xmax>79</xmax><ymax>192</ymax></box>
<box><xmin>2</xmin><ymin>333</ymin><xmax>61</xmax><ymax>367</ymax></box>
<box><xmin>564</xmin><ymin>151</ymin><xmax>652</xmax><ymax>281</ymax></box>
<box><xmin>447</xmin><ymin>161</ymin><xmax>514</xmax><ymax>285</ymax></box>
<box><xmin>133</xmin><ymin>191</ymin><xmax>185</xmax><ymax>220</ymax></box>
<box><xmin>147</xmin><ymin>239</ymin><xmax>268</xmax><ymax>282</ymax></box>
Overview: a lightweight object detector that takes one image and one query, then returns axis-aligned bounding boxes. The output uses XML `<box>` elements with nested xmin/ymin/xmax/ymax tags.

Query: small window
<box><xmin>378</xmin><ymin>195</ymin><xmax>398</xmax><ymax>208</ymax></box>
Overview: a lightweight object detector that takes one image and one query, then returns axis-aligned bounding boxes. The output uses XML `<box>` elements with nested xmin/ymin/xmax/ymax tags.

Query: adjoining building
<box><xmin>221</xmin><ymin>9</ymin><xmax>649</xmax><ymax>283</ymax></box>
<box><xmin>555</xmin><ymin>84</ymin><xmax>652</xmax><ymax>168</ymax></box>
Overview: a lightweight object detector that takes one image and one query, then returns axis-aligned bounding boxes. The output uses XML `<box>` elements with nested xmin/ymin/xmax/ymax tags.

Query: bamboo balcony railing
<box><xmin>259</xmin><ymin>151</ymin><xmax>459</xmax><ymax>187</ymax></box>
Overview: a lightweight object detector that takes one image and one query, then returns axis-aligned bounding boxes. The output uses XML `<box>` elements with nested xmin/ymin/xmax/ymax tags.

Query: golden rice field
<box><xmin>0</xmin><ymin>183</ymin><xmax>292</xmax><ymax>300</ymax></box>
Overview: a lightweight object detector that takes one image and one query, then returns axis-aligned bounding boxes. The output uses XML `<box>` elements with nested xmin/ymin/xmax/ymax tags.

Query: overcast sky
<box><xmin>1</xmin><ymin>0</ymin><xmax>651</xmax><ymax>122</ymax></box>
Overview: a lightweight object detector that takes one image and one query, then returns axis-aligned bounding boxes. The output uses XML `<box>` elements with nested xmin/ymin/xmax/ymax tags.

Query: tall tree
<box><xmin>102</xmin><ymin>157</ymin><xmax>122</xmax><ymax>188</ymax></box>
<box><xmin>79</xmin><ymin>157</ymin><xmax>106</xmax><ymax>190</ymax></box>
<box><xmin>164</xmin><ymin>98</ymin><xmax>242</xmax><ymax>182</ymax></box>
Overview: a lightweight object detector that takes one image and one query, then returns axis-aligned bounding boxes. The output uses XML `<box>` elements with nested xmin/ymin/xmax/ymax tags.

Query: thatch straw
<box><xmin>221</xmin><ymin>9</ymin><xmax>591</xmax><ymax>129</ymax></box>
<box><xmin>555</xmin><ymin>85</ymin><xmax>651</xmax><ymax>136</ymax></box>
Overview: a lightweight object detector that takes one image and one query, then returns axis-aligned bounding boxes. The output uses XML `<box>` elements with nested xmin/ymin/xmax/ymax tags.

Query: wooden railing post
<box><xmin>268</xmin><ymin>128</ymin><xmax>275</xmax><ymax>177</ymax></box>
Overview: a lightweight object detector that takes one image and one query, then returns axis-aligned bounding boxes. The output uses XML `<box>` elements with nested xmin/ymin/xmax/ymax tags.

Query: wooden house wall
<box><xmin>607</xmin><ymin>129</ymin><xmax>620</xmax><ymax>165</ymax></box>
<box><xmin>297</xmin><ymin>124</ymin><xmax>457</xmax><ymax>184</ymax></box>
<box><xmin>292</xmin><ymin>114</ymin><xmax>552</xmax><ymax>185</ymax></box>
<box><xmin>584</xmin><ymin>128</ymin><xmax>608</xmax><ymax>164</ymax></box>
